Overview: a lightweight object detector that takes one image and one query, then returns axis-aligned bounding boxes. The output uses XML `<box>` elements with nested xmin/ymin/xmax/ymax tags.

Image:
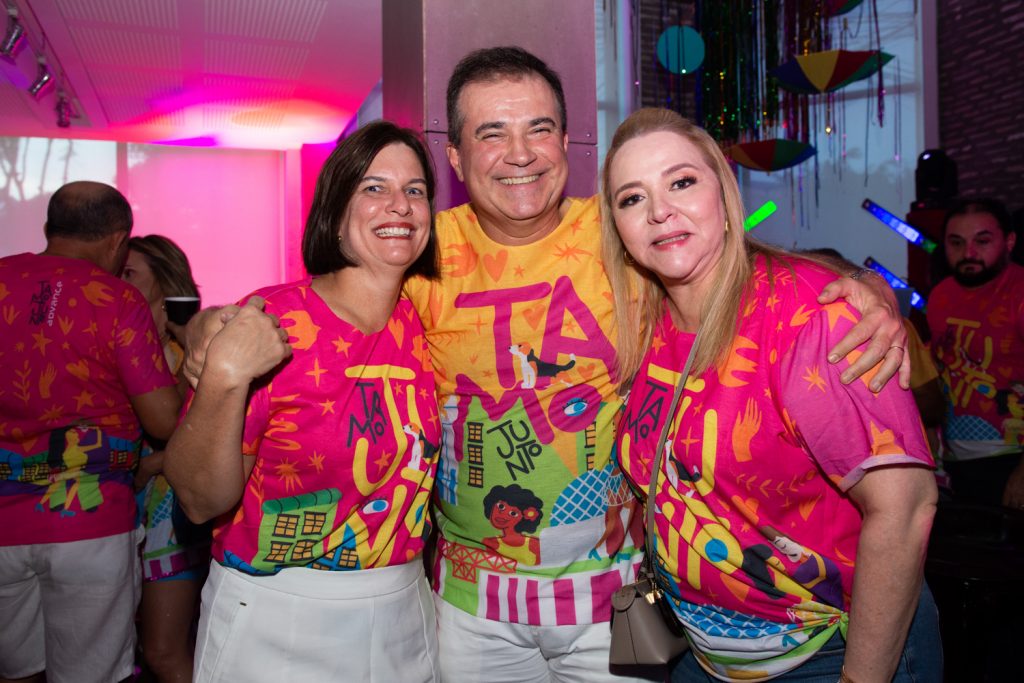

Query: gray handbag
<box><xmin>609</xmin><ymin>327</ymin><xmax>702</xmax><ymax>667</ymax></box>
<box><xmin>609</xmin><ymin>561</ymin><xmax>690</xmax><ymax>665</ymax></box>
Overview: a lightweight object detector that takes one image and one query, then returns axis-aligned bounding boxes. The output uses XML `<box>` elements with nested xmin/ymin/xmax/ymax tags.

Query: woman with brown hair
<box><xmin>164</xmin><ymin>121</ymin><xmax>442</xmax><ymax>681</ymax></box>
<box><xmin>123</xmin><ymin>234</ymin><xmax>205</xmax><ymax>682</ymax></box>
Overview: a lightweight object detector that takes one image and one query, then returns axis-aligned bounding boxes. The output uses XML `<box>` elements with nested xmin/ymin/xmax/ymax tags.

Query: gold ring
<box><xmin>889</xmin><ymin>344</ymin><xmax>904</xmax><ymax>353</ymax></box>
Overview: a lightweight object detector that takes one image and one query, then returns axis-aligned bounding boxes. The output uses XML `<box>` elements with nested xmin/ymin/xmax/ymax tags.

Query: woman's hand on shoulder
<box><xmin>201</xmin><ymin>296</ymin><xmax>292</xmax><ymax>390</ymax></box>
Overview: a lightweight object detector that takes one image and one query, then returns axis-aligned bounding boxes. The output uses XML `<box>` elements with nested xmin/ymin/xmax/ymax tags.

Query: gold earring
<box><xmin>724</xmin><ymin>219</ymin><xmax>730</xmax><ymax>233</ymax></box>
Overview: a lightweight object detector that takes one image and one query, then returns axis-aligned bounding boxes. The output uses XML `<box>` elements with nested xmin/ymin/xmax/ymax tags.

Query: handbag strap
<box><xmin>643</xmin><ymin>324</ymin><xmax>704</xmax><ymax>571</ymax></box>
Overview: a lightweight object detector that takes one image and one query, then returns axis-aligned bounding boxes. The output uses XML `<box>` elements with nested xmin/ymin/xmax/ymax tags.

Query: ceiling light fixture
<box><xmin>28</xmin><ymin>57</ymin><xmax>52</xmax><ymax>96</ymax></box>
<box><xmin>55</xmin><ymin>92</ymin><xmax>73</xmax><ymax>127</ymax></box>
<box><xmin>0</xmin><ymin>7</ymin><xmax>25</xmax><ymax>60</ymax></box>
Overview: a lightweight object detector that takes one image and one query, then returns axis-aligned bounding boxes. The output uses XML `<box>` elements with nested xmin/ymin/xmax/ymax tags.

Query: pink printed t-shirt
<box><xmin>616</xmin><ymin>257</ymin><xmax>934</xmax><ymax>679</ymax></box>
<box><xmin>0</xmin><ymin>253</ymin><xmax>175</xmax><ymax>545</ymax></box>
<box><xmin>211</xmin><ymin>281</ymin><xmax>439</xmax><ymax>574</ymax></box>
<box><xmin>926</xmin><ymin>262</ymin><xmax>1024</xmax><ymax>459</ymax></box>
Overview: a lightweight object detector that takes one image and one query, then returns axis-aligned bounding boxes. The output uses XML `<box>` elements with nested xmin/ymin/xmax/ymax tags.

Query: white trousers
<box><xmin>195</xmin><ymin>560</ymin><xmax>439</xmax><ymax>682</ymax></box>
<box><xmin>434</xmin><ymin>596</ymin><xmax>660</xmax><ymax>683</ymax></box>
<box><xmin>0</xmin><ymin>527</ymin><xmax>143</xmax><ymax>683</ymax></box>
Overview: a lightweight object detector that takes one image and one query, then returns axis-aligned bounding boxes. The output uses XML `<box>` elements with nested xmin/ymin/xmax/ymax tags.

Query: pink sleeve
<box><xmin>777</xmin><ymin>302</ymin><xmax>935</xmax><ymax>491</ymax></box>
<box><xmin>115</xmin><ymin>295</ymin><xmax>176</xmax><ymax>396</ymax></box>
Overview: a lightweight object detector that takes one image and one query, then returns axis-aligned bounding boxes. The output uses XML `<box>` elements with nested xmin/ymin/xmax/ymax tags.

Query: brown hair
<box><xmin>942</xmin><ymin>197</ymin><xmax>1013</xmax><ymax>237</ymax></box>
<box><xmin>446</xmin><ymin>46</ymin><xmax>567</xmax><ymax>147</ymax></box>
<box><xmin>127</xmin><ymin>234</ymin><xmax>199</xmax><ymax>300</ymax></box>
<box><xmin>302</xmin><ymin>120</ymin><xmax>439</xmax><ymax>279</ymax></box>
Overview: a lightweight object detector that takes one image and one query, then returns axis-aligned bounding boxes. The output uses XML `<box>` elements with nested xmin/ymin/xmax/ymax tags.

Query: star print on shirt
<box><xmin>802</xmin><ymin>365</ymin><xmax>827</xmax><ymax>392</ymax></box>
<box><xmin>331</xmin><ymin>336</ymin><xmax>351</xmax><ymax>356</ymax></box>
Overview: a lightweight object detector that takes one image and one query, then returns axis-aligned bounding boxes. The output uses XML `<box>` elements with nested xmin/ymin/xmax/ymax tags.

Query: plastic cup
<box><xmin>164</xmin><ymin>297</ymin><xmax>200</xmax><ymax>325</ymax></box>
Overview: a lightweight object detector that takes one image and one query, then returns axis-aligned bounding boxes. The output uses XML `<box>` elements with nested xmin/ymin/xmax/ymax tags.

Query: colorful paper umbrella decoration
<box><xmin>772</xmin><ymin>50</ymin><xmax>893</xmax><ymax>94</ymax></box>
<box><xmin>825</xmin><ymin>0</ymin><xmax>863</xmax><ymax>16</ymax></box>
<box><xmin>726</xmin><ymin>139</ymin><xmax>816</xmax><ymax>172</ymax></box>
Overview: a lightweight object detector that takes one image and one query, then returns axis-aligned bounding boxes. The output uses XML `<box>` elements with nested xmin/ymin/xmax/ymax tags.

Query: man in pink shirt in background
<box><xmin>927</xmin><ymin>198</ymin><xmax>1024</xmax><ymax>508</ymax></box>
<box><xmin>0</xmin><ymin>181</ymin><xmax>181</xmax><ymax>683</ymax></box>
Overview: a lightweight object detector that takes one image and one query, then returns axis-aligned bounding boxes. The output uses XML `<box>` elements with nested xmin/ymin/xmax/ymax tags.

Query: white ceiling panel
<box><xmin>0</xmin><ymin>0</ymin><xmax>383</xmax><ymax>149</ymax></box>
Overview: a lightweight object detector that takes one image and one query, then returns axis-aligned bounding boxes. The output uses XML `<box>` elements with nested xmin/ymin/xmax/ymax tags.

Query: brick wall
<box><xmin>937</xmin><ymin>0</ymin><xmax>1024</xmax><ymax>207</ymax></box>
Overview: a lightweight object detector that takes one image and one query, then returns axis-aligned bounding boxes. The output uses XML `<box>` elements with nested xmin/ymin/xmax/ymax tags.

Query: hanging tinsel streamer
<box><xmin>675</xmin><ymin>0</ymin><xmax>895</xmax><ymax>221</ymax></box>
<box><xmin>763</xmin><ymin>1</ymin><xmax>780</xmax><ymax>131</ymax></box>
<box><xmin>871</xmin><ymin>0</ymin><xmax>885</xmax><ymax>125</ymax></box>
<box><xmin>632</xmin><ymin>0</ymin><xmax>642</xmax><ymax>109</ymax></box>
<box><xmin>893</xmin><ymin>54</ymin><xmax>903</xmax><ymax>200</ymax></box>
<box><xmin>660</xmin><ymin>0</ymin><xmax>675</xmax><ymax>109</ymax></box>
<box><xmin>863</xmin><ymin>73</ymin><xmax>871</xmax><ymax>186</ymax></box>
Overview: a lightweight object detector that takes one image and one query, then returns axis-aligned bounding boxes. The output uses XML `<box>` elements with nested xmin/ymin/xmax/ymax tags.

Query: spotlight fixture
<box><xmin>28</xmin><ymin>58</ymin><xmax>52</xmax><ymax>97</ymax></box>
<box><xmin>55</xmin><ymin>93</ymin><xmax>72</xmax><ymax>128</ymax></box>
<box><xmin>0</xmin><ymin>8</ymin><xmax>25</xmax><ymax>60</ymax></box>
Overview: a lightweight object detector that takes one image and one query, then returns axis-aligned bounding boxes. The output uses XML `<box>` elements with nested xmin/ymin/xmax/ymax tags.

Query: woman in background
<box><xmin>602</xmin><ymin>109</ymin><xmax>940</xmax><ymax>682</ymax></box>
<box><xmin>122</xmin><ymin>234</ymin><xmax>206</xmax><ymax>682</ymax></box>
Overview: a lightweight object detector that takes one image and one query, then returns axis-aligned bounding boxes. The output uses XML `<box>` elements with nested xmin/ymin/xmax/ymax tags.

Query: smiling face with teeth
<box><xmin>338</xmin><ymin>142</ymin><xmax>432</xmax><ymax>274</ymax></box>
<box><xmin>446</xmin><ymin>75</ymin><xmax>570</xmax><ymax>244</ymax></box>
<box><xmin>608</xmin><ymin>129</ymin><xmax>727</xmax><ymax>299</ymax></box>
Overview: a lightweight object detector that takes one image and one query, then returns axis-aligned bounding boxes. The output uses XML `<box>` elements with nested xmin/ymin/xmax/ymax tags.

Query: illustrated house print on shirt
<box><xmin>256</xmin><ymin>488</ymin><xmax>342</xmax><ymax>571</ymax></box>
<box><xmin>467</xmin><ymin>421</ymin><xmax>484</xmax><ymax>488</ymax></box>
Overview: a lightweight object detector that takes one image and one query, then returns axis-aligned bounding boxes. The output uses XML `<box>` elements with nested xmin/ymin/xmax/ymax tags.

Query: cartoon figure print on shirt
<box><xmin>38</xmin><ymin>426</ymin><xmax>104</xmax><ymax>516</ymax></box>
<box><xmin>762</xmin><ymin>526</ymin><xmax>843</xmax><ymax>608</ymax></box>
<box><xmin>482</xmin><ymin>484</ymin><xmax>543</xmax><ymax>565</ymax></box>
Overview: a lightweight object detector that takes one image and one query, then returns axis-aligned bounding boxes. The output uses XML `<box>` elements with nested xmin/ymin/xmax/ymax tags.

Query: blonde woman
<box><xmin>601</xmin><ymin>109</ymin><xmax>940</xmax><ymax>682</ymax></box>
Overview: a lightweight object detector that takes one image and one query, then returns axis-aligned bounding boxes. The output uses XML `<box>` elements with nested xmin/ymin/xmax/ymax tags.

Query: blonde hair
<box><xmin>600</xmin><ymin>108</ymin><xmax>794</xmax><ymax>384</ymax></box>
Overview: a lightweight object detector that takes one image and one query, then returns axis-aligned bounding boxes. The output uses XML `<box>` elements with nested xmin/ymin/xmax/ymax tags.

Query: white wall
<box><xmin>122</xmin><ymin>143</ymin><xmax>287</xmax><ymax>306</ymax></box>
<box><xmin>1</xmin><ymin>138</ymin><xmax>117</xmax><ymax>255</ymax></box>
<box><xmin>0</xmin><ymin>138</ymin><xmax>288</xmax><ymax>307</ymax></box>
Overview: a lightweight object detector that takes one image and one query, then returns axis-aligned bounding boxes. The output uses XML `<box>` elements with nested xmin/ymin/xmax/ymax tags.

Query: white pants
<box><xmin>0</xmin><ymin>527</ymin><xmax>143</xmax><ymax>683</ymax></box>
<box><xmin>195</xmin><ymin>560</ymin><xmax>439</xmax><ymax>682</ymax></box>
<box><xmin>434</xmin><ymin>596</ymin><xmax>660</xmax><ymax>683</ymax></box>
